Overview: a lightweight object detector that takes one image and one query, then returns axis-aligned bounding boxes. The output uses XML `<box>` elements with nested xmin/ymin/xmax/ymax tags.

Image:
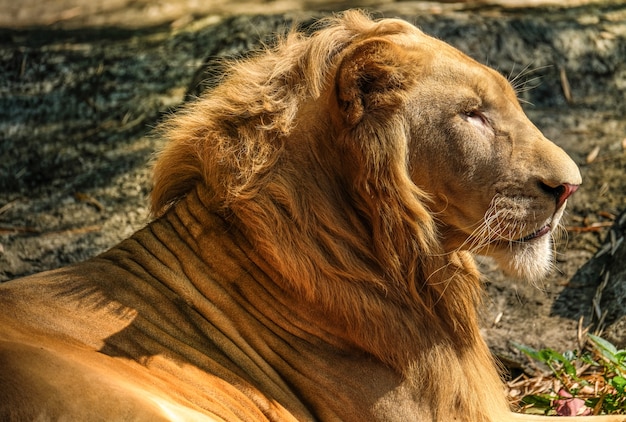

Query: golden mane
<box><xmin>152</xmin><ymin>8</ymin><xmax>481</xmax><ymax>346</ymax></box>
<box><xmin>152</xmin><ymin>11</ymin><xmax>416</xmax><ymax>214</ymax></box>
<box><xmin>152</xmin><ymin>11</ymin><xmax>503</xmax><ymax>416</ymax></box>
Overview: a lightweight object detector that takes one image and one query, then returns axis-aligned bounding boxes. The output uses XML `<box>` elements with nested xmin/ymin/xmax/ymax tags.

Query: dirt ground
<box><xmin>1</xmin><ymin>0</ymin><xmax>625</xmax><ymax>373</ymax></box>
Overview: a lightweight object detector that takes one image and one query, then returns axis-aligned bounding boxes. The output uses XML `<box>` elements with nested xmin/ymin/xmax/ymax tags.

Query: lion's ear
<box><xmin>335</xmin><ymin>38</ymin><xmax>412</xmax><ymax>126</ymax></box>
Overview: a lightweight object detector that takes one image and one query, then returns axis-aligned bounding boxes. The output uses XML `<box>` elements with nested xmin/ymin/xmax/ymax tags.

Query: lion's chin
<box><xmin>484</xmin><ymin>205</ymin><xmax>567</xmax><ymax>282</ymax></box>
<box><xmin>489</xmin><ymin>234</ymin><xmax>554</xmax><ymax>283</ymax></box>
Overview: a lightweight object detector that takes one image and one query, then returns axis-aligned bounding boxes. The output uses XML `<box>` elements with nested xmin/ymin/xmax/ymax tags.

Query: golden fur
<box><xmin>1</xmin><ymin>10</ymin><xmax>622</xmax><ymax>422</ymax></box>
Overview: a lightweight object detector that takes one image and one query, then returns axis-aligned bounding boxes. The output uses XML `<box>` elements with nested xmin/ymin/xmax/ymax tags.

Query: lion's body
<box><xmin>1</xmin><ymin>10</ymin><xmax>621</xmax><ymax>422</ymax></box>
<box><xmin>0</xmin><ymin>186</ymin><xmax>503</xmax><ymax>421</ymax></box>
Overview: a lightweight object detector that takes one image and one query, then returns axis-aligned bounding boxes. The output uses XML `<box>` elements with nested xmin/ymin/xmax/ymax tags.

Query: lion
<box><xmin>0</xmin><ymin>10</ymin><xmax>622</xmax><ymax>422</ymax></box>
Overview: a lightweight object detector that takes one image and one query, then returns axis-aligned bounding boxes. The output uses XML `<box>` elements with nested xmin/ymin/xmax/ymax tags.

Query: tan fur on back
<box><xmin>1</xmin><ymin>10</ymin><xmax>621</xmax><ymax>422</ymax></box>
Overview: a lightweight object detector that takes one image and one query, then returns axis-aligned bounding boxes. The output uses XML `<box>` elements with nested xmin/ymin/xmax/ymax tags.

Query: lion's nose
<box><xmin>540</xmin><ymin>182</ymin><xmax>579</xmax><ymax>209</ymax></box>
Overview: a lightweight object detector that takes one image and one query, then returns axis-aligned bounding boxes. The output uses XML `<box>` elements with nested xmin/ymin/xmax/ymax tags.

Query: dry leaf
<box><xmin>560</xmin><ymin>67</ymin><xmax>573</xmax><ymax>104</ymax></box>
<box><xmin>75</xmin><ymin>192</ymin><xmax>104</xmax><ymax>211</ymax></box>
<box><xmin>586</xmin><ymin>146</ymin><xmax>600</xmax><ymax>164</ymax></box>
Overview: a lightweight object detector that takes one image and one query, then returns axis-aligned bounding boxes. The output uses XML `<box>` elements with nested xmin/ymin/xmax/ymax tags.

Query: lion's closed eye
<box><xmin>461</xmin><ymin>108</ymin><xmax>494</xmax><ymax>137</ymax></box>
<box><xmin>463</xmin><ymin>109</ymin><xmax>492</xmax><ymax>135</ymax></box>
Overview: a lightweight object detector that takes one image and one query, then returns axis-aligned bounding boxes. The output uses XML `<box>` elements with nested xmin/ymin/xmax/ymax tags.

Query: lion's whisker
<box><xmin>508</xmin><ymin>62</ymin><xmax>534</xmax><ymax>87</ymax></box>
<box><xmin>509</xmin><ymin>64</ymin><xmax>552</xmax><ymax>90</ymax></box>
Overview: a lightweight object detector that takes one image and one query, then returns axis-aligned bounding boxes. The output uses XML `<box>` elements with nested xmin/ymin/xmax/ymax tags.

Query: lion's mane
<box><xmin>152</xmin><ymin>11</ymin><xmax>507</xmax><ymax>418</ymax></box>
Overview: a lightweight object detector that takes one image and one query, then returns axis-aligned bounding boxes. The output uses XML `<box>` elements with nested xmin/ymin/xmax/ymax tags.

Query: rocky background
<box><xmin>1</xmin><ymin>0</ymin><xmax>625</xmax><ymax>372</ymax></box>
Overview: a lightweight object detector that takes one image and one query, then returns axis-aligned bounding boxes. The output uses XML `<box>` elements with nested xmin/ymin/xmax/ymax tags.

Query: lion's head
<box><xmin>329</xmin><ymin>18</ymin><xmax>581</xmax><ymax>286</ymax></box>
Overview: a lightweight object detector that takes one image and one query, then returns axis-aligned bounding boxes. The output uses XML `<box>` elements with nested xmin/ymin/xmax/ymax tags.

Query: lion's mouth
<box><xmin>518</xmin><ymin>225</ymin><xmax>551</xmax><ymax>242</ymax></box>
